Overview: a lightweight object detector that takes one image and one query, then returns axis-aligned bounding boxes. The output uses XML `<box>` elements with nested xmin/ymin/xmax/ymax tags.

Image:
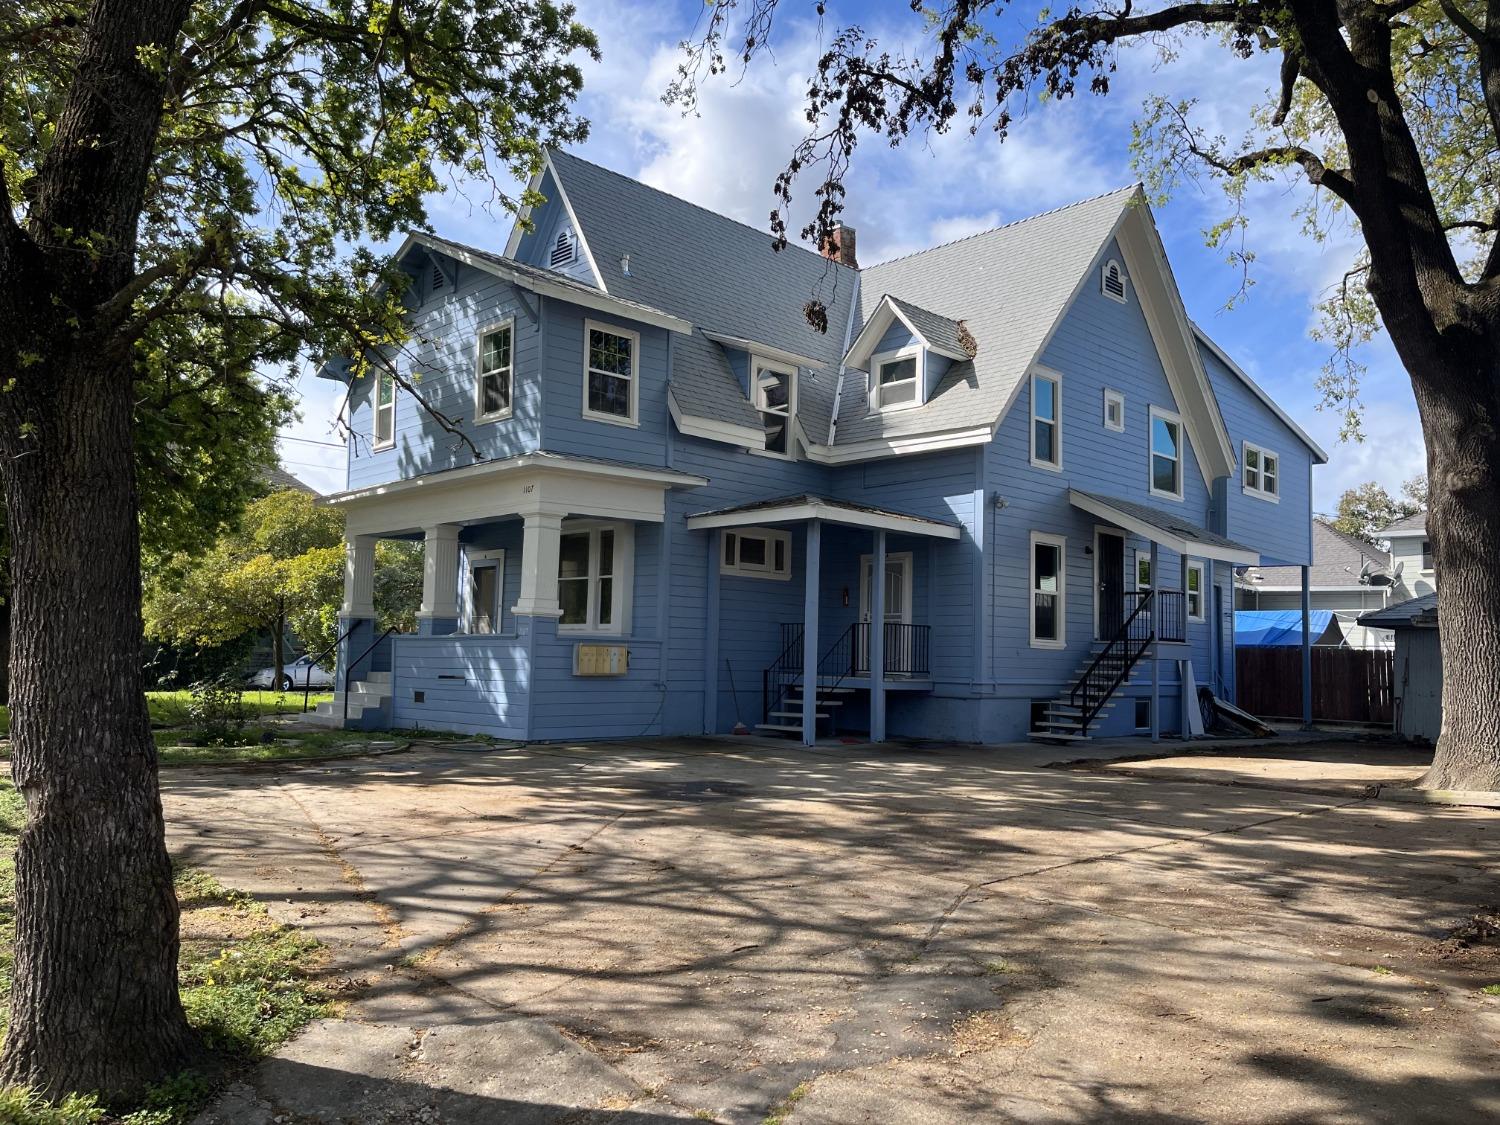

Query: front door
<box><xmin>1096</xmin><ymin>531</ymin><xmax>1125</xmax><ymax>639</ymax></box>
<box><xmin>860</xmin><ymin>552</ymin><xmax>913</xmax><ymax>674</ymax></box>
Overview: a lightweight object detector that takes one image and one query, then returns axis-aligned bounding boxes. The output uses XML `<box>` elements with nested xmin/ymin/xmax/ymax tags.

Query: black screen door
<box><xmin>1097</xmin><ymin>532</ymin><xmax>1125</xmax><ymax>638</ymax></box>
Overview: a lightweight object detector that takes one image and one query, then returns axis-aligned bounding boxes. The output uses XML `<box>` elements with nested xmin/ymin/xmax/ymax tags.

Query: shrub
<box><xmin>186</xmin><ymin>680</ymin><xmax>247</xmax><ymax>745</ymax></box>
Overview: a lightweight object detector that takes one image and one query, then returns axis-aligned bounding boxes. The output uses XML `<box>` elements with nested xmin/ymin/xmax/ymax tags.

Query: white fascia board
<box><xmin>687</xmin><ymin>499</ymin><xmax>961</xmax><ymax>540</ymax></box>
<box><xmin>1067</xmin><ymin>489</ymin><xmax>1260</xmax><ymax>565</ymax></box>
<box><xmin>701</xmin><ymin>331</ymin><xmax>822</xmax><ymax>370</ymax></box>
<box><xmin>667</xmin><ymin>388</ymin><xmax>766</xmax><ymax>450</ymax></box>
<box><xmin>502</xmin><ymin>163</ymin><xmax>547</xmax><ymax>258</ymax></box>
<box><xmin>501</xmin><ymin>151</ymin><xmax>607</xmax><ymax>292</ymax></box>
<box><xmin>889</xmin><ymin>304</ymin><xmax>970</xmax><ymax>363</ymax></box>
<box><xmin>1191</xmin><ymin>325</ymin><xmax>1329</xmax><ymax>464</ymax></box>
<box><xmin>1249</xmin><ymin>584</ymin><xmax>1378</xmax><ymax>592</ymax></box>
<box><xmin>407</xmin><ymin>233</ymin><xmax>691</xmax><ymax>334</ymax></box>
<box><xmin>804</xmin><ymin>423</ymin><xmax>995</xmax><ymax>464</ymax></box>
<box><xmin>1381</xmin><ymin>528</ymin><xmax>1427</xmax><ymax>539</ymax></box>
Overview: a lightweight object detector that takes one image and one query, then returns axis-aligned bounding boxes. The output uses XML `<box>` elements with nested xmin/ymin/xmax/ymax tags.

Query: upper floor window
<box><xmin>1242</xmin><ymin>441</ymin><xmax>1279</xmax><ymax>501</ymax></box>
<box><xmin>373</xmin><ymin>369</ymin><xmax>396</xmax><ymax>450</ymax></box>
<box><xmin>1421</xmin><ymin>539</ymin><xmax>1434</xmax><ymax>571</ymax></box>
<box><xmin>1101</xmin><ymin>259</ymin><xmax>1127</xmax><ymax>303</ymax></box>
<box><xmin>1103</xmin><ymin>388</ymin><xmax>1125</xmax><ymax>432</ymax></box>
<box><xmin>1186</xmin><ymin>560</ymin><xmax>1205</xmax><ymax>622</ymax></box>
<box><xmin>872</xmin><ymin>351</ymin><xmax>919</xmax><ymax>410</ymax></box>
<box><xmin>550</xmin><ymin>229</ymin><xmax>576</xmax><ymax>268</ymax></box>
<box><xmin>1030</xmin><ymin>532</ymin><xmax>1066</xmax><ymax>648</ymax></box>
<box><xmin>583</xmin><ymin>321</ymin><xmax>638</xmax><ymax>426</ymax></box>
<box><xmin>475</xmin><ymin>320</ymin><xmax>513</xmax><ymax>424</ymax></box>
<box><xmin>1031</xmin><ymin>368</ymin><xmax>1061</xmax><ymax>470</ymax></box>
<box><xmin>721</xmin><ymin>528</ymin><xmax>791</xmax><ymax>580</ymax></box>
<box><xmin>1149</xmin><ymin>406</ymin><xmax>1183</xmax><ymax>500</ymax></box>
<box><xmin>754</xmin><ymin>361</ymin><xmax>796</xmax><ymax>457</ymax></box>
<box><xmin>558</xmin><ymin>522</ymin><xmax>633</xmax><ymax>634</ymax></box>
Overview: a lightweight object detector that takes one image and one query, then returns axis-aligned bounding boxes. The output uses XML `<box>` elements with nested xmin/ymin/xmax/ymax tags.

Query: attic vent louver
<box><xmin>1102</xmin><ymin>259</ymin><xmax>1127</xmax><ymax>303</ymax></box>
<box><xmin>430</xmin><ymin>261</ymin><xmax>445</xmax><ymax>292</ymax></box>
<box><xmin>550</xmin><ymin>230</ymin><xmax>575</xmax><ymax>268</ymax></box>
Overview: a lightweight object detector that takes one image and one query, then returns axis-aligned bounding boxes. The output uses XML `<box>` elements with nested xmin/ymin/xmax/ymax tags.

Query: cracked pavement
<box><xmin>167</xmin><ymin>737</ymin><xmax>1500</xmax><ymax>1124</ymax></box>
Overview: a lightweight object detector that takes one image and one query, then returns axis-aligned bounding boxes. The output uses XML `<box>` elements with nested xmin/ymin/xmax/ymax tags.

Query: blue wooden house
<box><xmin>316</xmin><ymin>151</ymin><xmax>1325</xmax><ymax>745</ymax></box>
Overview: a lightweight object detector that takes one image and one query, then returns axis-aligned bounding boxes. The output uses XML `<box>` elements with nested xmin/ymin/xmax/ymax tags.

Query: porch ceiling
<box><xmin>686</xmin><ymin>493</ymin><xmax>962</xmax><ymax>540</ymax></box>
<box><xmin>1069</xmin><ymin>489</ymin><xmax>1259</xmax><ymax>565</ymax></box>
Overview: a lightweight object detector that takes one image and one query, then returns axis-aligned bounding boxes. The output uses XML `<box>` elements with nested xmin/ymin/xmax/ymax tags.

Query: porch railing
<box><xmin>1069</xmin><ymin>588</ymin><xmax>1188</xmax><ymax>735</ymax></box>
<box><xmin>851</xmin><ymin>622</ymin><xmax>931</xmax><ymax>677</ymax></box>
<box><xmin>762</xmin><ymin>621</ymin><xmax>933</xmax><ymax>729</ymax></box>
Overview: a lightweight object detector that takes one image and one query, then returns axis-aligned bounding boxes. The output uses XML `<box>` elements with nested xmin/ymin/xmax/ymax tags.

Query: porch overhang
<box><xmin>686</xmin><ymin>494</ymin><xmax>961</xmax><ymax>540</ymax></box>
<box><xmin>1068</xmin><ymin>489</ymin><xmax>1259</xmax><ymax>565</ymax></box>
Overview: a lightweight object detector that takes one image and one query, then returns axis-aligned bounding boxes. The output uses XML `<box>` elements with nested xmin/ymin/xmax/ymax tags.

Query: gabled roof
<box><xmin>1358</xmin><ymin>591</ymin><xmax>1438</xmax><ymax>629</ymax></box>
<box><xmin>1070</xmin><ymin>489</ymin><xmax>1259</xmax><ymax>564</ymax></box>
<box><xmin>685</xmin><ymin>493</ymin><xmax>961</xmax><ymax>539</ymax></box>
<box><xmin>844</xmin><ymin>294</ymin><xmax>974</xmax><ymax>370</ymax></box>
<box><xmin>1192</xmin><ymin>324</ymin><xmax>1329</xmax><ymax>464</ymax></box>
<box><xmin>1239</xmin><ymin>521</ymin><xmax>1390</xmax><ymax>589</ymax></box>
<box><xmin>1378</xmin><ymin>511</ymin><xmax>1427</xmax><ymax>537</ymax></box>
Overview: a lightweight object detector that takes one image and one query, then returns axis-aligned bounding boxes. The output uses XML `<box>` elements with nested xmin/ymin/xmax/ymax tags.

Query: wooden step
<box><xmin>770</xmin><ymin>710</ymin><xmax>829</xmax><ymax>720</ymax></box>
<box><xmin>785</xmin><ymin>696</ymin><xmax>844</xmax><ymax>708</ymax></box>
<box><xmin>1029</xmin><ymin>731</ymin><xmax>1092</xmax><ymax>744</ymax></box>
<box><xmin>754</xmin><ymin>722</ymin><xmax>803</xmax><ymax>734</ymax></box>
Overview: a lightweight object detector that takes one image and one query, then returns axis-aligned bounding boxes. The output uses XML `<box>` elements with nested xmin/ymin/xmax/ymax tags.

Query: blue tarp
<box><xmin>1235</xmin><ymin>609</ymin><xmax>1338</xmax><ymax>647</ymax></box>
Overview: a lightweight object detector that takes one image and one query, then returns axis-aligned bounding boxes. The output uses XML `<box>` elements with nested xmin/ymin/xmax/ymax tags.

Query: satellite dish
<box><xmin>1392</xmin><ymin>559</ymin><xmax>1405</xmax><ymax>579</ymax></box>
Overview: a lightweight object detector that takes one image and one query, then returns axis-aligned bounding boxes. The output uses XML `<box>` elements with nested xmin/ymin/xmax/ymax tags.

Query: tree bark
<box><xmin>272</xmin><ymin>604</ymin><xmax>285</xmax><ymax>690</ymax></box>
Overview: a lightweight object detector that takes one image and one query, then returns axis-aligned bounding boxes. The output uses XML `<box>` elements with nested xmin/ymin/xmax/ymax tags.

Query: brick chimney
<box><xmin>822</xmin><ymin>223</ymin><xmax>858</xmax><ymax>268</ymax></box>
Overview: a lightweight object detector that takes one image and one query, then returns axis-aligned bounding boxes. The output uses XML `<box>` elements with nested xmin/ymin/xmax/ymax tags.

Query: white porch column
<box><xmin>341</xmin><ymin>534</ymin><xmax>377</xmax><ymax>618</ymax></box>
<box><xmin>512</xmin><ymin>508</ymin><xmax>566</xmax><ymax>618</ymax></box>
<box><xmin>802</xmin><ymin>520</ymin><xmax>821</xmax><ymax>747</ymax></box>
<box><xmin>870</xmin><ymin>529</ymin><xmax>887</xmax><ymax>744</ymax></box>
<box><xmin>418</xmin><ymin>523</ymin><xmax>462</xmax><ymax>633</ymax></box>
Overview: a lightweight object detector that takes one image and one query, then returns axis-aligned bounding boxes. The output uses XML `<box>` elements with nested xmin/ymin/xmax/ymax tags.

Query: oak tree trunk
<box><xmin>0</xmin><ymin>347</ymin><xmax>199</xmax><ymax>1099</ymax></box>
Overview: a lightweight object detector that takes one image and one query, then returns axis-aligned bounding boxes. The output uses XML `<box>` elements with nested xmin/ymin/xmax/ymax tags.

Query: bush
<box><xmin>186</xmin><ymin>680</ymin><xmax>247</xmax><ymax>745</ymax></box>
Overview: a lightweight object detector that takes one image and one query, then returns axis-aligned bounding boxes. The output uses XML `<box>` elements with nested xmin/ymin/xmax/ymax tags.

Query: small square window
<box><xmin>720</xmin><ymin>528</ymin><xmax>792</xmax><ymax>580</ymax></box>
<box><xmin>873</xmin><ymin>353</ymin><xmax>919</xmax><ymax>410</ymax></box>
<box><xmin>1103</xmin><ymin>389</ymin><xmax>1125</xmax><ymax>432</ymax></box>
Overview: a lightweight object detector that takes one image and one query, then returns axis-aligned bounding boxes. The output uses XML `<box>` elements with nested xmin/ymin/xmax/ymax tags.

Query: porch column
<box><xmin>802</xmin><ymin>520</ymin><xmax>821</xmax><ymax>747</ymax></box>
<box><xmin>418</xmin><ymin>523</ymin><xmax>462</xmax><ymax>635</ymax></box>
<box><xmin>512</xmin><ymin>508</ymin><xmax>566</xmax><ymax>619</ymax></box>
<box><xmin>704</xmin><ymin>531</ymin><xmax>721</xmax><ymax>734</ymax></box>
<box><xmin>870</xmin><ymin>529</ymin><xmax>887</xmax><ymax>744</ymax></box>
<box><xmin>341</xmin><ymin>534</ymin><xmax>377</xmax><ymax>618</ymax></box>
<box><xmin>1150</xmin><ymin>541</ymin><xmax>1160</xmax><ymax>743</ymax></box>
<box><xmin>1301</xmin><ymin>564</ymin><xmax>1313</xmax><ymax>729</ymax></box>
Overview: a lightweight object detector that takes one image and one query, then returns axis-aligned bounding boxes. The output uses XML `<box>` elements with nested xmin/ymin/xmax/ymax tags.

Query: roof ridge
<box><xmin>864</xmin><ymin>183</ymin><xmax>1142</xmax><ymax>270</ymax></box>
<box><xmin>1314</xmin><ymin>517</ymin><xmax>1391</xmax><ymax>562</ymax></box>
<box><xmin>549</xmin><ymin>148</ymin><xmax>860</xmax><ymax>275</ymax></box>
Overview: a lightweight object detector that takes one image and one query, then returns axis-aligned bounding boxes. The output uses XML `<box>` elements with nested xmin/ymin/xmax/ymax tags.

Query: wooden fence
<box><xmin>1235</xmin><ymin>647</ymin><xmax>1394</xmax><ymax>725</ymax></box>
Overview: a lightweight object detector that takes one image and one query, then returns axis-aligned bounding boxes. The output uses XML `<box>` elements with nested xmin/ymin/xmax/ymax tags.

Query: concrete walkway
<box><xmin>167</xmin><ymin>737</ymin><xmax>1500</xmax><ymax>1124</ymax></box>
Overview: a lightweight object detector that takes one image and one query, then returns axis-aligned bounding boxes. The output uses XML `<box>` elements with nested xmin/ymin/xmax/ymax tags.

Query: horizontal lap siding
<box><xmin>390</xmin><ymin>634</ymin><xmax>529</xmax><ymax>739</ymax></box>
<box><xmin>347</xmin><ymin>271</ymin><xmax>542</xmax><ymax>490</ymax></box>
<box><xmin>1199</xmin><ymin>343</ymin><xmax>1314</xmax><ymax>567</ymax></box>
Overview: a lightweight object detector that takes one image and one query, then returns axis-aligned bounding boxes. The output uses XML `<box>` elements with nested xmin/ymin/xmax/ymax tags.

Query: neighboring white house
<box><xmin>1376</xmin><ymin>511</ymin><xmax>1434</xmax><ymax>599</ymax></box>
<box><xmin>1236</xmin><ymin>520</ymin><xmax>1397</xmax><ymax>648</ymax></box>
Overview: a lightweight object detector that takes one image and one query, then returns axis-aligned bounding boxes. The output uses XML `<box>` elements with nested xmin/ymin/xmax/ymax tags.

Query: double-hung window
<box><xmin>1031</xmin><ymin>369</ymin><xmax>1061</xmax><ymax>469</ymax></box>
<box><xmin>1186</xmin><ymin>561</ymin><xmax>1205</xmax><ymax>622</ymax></box>
<box><xmin>872</xmin><ymin>352</ymin><xmax>919</xmax><ymax>410</ymax></box>
<box><xmin>1242</xmin><ymin>442</ymin><xmax>1279</xmax><ymax>500</ymax></box>
<box><xmin>558</xmin><ymin>523</ymin><xmax>631</xmax><ymax>634</ymax></box>
<box><xmin>583</xmin><ymin>321</ymin><xmax>638</xmax><ymax>425</ymax></box>
<box><xmin>1149</xmin><ymin>407</ymin><xmax>1183</xmax><ymax>499</ymax></box>
<box><xmin>475</xmin><ymin>321</ymin><xmax>513</xmax><ymax>423</ymax></box>
<box><xmin>373</xmin><ymin>370</ymin><xmax>396</xmax><ymax>450</ymax></box>
<box><xmin>1029</xmin><ymin>532</ymin><xmax>1067</xmax><ymax>648</ymax></box>
<box><xmin>754</xmin><ymin>361</ymin><xmax>795</xmax><ymax>457</ymax></box>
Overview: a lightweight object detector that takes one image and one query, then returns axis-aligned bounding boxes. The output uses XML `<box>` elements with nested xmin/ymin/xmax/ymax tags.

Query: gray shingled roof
<box><xmin>264</xmin><ymin>466</ymin><xmax>319</xmax><ymax>497</ymax></box>
<box><xmin>1378</xmin><ymin>511</ymin><xmax>1427</xmax><ymax>536</ymax></box>
<box><xmin>886</xmin><ymin>296</ymin><xmax>973</xmax><ymax>359</ymax></box>
<box><xmin>1239</xmin><ymin>521</ymin><xmax>1390</xmax><ymax>589</ymax></box>
<box><xmin>1358</xmin><ymin>591</ymin><xmax>1437</xmax><ymax>628</ymax></box>
<box><xmin>546</xmin><ymin>151</ymin><xmax>858</xmax><ymax>436</ymax></box>
<box><xmin>834</xmin><ymin>186</ymin><xmax>1140</xmax><ymax>445</ymax></box>
<box><xmin>688</xmin><ymin>493</ymin><xmax>958</xmax><ymax>532</ymax></box>
<box><xmin>1072</xmin><ymin>489</ymin><xmax>1256</xmax><ymax>555</ymax></box>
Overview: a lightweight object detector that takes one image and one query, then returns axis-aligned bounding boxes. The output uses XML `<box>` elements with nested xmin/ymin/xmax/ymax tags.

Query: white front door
<box><xmin>859</xmin><ymin>552</ymin><xmax>914</xmax><ymax>673</ymax></box>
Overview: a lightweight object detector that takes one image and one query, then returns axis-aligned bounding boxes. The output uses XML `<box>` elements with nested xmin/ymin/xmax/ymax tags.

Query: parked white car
<box><xmin>248</xmin><ymin>654</ymin><xmax>335</xmax><ymax>691</ymax></box>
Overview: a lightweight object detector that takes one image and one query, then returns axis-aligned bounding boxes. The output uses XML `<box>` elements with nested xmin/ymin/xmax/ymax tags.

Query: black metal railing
<box><xmin>762</xmin><ymin>621</ymin><xmax>933</xmax><ymax>729</ymax></box>
<box><xmin>342</xmin><ymin>625</ymin><xmax>398</xmax><ymax>726</ymax></box>
<box><xmin>1154</xmin><ymin>590</ymin><xmax>1187</xmax><ymax>644</ymax></box>
<box><xmin>852</xmin><ymin>622</ymin><xmax>931</xmax><ymax>677</ymax></box>
<box><xmin>1071</xmin><ymin>591</ymin><xmax>1156</xmax><ymax>735</ymax></box>
<box><xmin>301</xmin><ymin>622</ymin><xmax>359</xmax><ymax>714</ymax></box>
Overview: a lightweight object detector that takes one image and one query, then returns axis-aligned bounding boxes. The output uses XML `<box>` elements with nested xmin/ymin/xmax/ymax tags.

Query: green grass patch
<box><xmin>763</xmin><ymin>1082</ymin><xmax>811</xmax><ymax>1125</ymax></box>
<box><xmin>0</xmin><ymin>692</ymin><xmax>334</xmax><ymax>742</ymax></box>
<box><xmin>1481</xmin><ymin>984</ymin><xmax>1500</xmax><ymax>996</ymax></box>
<box><xmin>0</xmin><ymin>782</ymin><xmax>332</xmax><ymax>1122</ymax></box>
<box><xmin>153</xmin><ymin>729</ymin><xmax>382</xmax><ymax>768</ymax></box>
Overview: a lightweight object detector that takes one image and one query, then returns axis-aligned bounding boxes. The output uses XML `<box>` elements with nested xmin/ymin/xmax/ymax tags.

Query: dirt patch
<box><xmin>950</xmin><ymin>1010</ymin><xmax>1030</xmax><ymax>1056</ymax></box>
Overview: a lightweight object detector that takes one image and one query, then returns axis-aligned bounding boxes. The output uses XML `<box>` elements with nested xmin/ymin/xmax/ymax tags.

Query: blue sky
<box><xmin>277</xmin><ymin>0</ymin><xmax>1428</xmax><ymax>511</ymax></box>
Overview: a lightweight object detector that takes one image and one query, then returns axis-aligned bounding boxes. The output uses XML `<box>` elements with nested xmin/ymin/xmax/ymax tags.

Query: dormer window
<box><xmin>873</xmin><ymin>352</ymin><xmax>919</xmax><ymax>410</ymax></box>
<box><xmin>754</xmin><ymin>361</ymin><xmax>795</xmax><ymax>457</ymax></box>
<box><xmin>1102</xmin><ymin>259</ymin><xmax>1127</xmax><ymax>303</ymax></box>
<box><xmin>550</xmin><ymin>229</ymin><xmax>576</xmax><ymax>268</ymax></box>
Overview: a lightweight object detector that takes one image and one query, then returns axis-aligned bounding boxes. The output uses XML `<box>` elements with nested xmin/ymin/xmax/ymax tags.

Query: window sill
<box><xmin>475</xmin><ymin>410</ymin><xmax>514</xmax><ymax>426</ymax></box>
<box><xmin>1148</xmin><ymin>487</ymin><xmax>1184</xmax><ymax>503</ymax></box>
<box><xmin>372</xmin><ymin>439</ymin><xmax>396</xmax><ymax>453</ymax></box>
<box><xmin>1029</xmin><ymin>458</ymin><xmax>1063</xmax><ymax>473</ymax></box>
<box><xmin>558</xmin><ymin>628</ymin><xmax>629</xmax><ymax>639</ymax></box>
<box><xmin>1242</xmin><ymin>487</ymin><xmax>1280</xmax><ymax>503</ymax></box>
<box><xmin>582</xmin><ymin>411</ymin><xmax>640</xmax><ymax>429</ymax></box>
<box><xmin>1029</xmin><ymin>638</ymin><xmax>1066</xmax><ymax>650</ymax></box>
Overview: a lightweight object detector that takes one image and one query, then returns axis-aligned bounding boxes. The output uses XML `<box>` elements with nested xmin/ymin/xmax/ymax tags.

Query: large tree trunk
<box><xmin>0</xmin><ymin>347</ymin><xmax>200</xmax><ymax>1100</ymax></box>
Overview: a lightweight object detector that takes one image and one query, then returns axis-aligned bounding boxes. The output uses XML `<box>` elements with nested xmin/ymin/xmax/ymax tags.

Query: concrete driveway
<box><xmin>165</xmin><ymin>738</ymin><xmax>1500</xmax><ymax>1124</ymax></box>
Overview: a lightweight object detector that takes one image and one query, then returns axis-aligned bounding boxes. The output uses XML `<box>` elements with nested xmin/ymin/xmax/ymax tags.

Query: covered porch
<box><xmin>687</xmin><ymin>495</ymin><xmax>962</xmax><ymax>745</ymax></box>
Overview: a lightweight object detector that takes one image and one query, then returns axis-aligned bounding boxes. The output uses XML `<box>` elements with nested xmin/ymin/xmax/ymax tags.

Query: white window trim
<box><xmin>557</xmin><ymin>519</ymin><xmax>634</xmax><ymax>636</ymax></box>
<box><xmin>474</xmin><ymin>318</ymin><xmax>515</xmax><ymax>425</ymax></box>
<box><xmin>1029</xmin><ymin>531</ymin><xmax>1067</xmax><ymax>650</ymax></box>
<box><xmin>1186</xmin><ymin>560</ymin><xmax>1205</xmax><ymax>623</ymax></box>
<box><xmin>462</xmin><ymin>548</ymin><xmax>506</xmax><ymax>635</ymax></box>
<box><xmin>720</xmin><ymin>527</ymin><xmax>792</xmax><ymax>581</ymax></box>
<box><xmin>1103</xmin><ymin>388</ymin><xmax>1125</xmax><ymax>432</ymax></box>
<box><xmin>582</xmin><ymin>319</ymin><xmax>640</xmax><ymax>428</ymax></box>
<box><xmin>751</xmin><ymin>357</ymin><xmax>798</xmax><ymax>460</ymax></box>
<box><xmin>1030</xmin><ymin>366</ymin><xmax>1063</xmax><ymax>472</ymax></box>
<box><xmin>373</xmin><ymin>369</ymin><xmax>396</xmax><ymax>451</ymax></box>
<box><xmin>1102</xmin><ymin>258</ymin><xmax>1128</xmax><ymax>304</ymax></box>
<box><xmin>868</xmin><ymin>346</ymin><xmax>923</xmax><ymax>414</ymax></box>
<box><xmin>1148</xmin><ymin>405</ymin><xmax>1184</xmax><ymax>501</ymax></box>
<box><xmin>1242</xmin><ymin>440</ymin><xmax>1281</xmax><ymax>502</ymax></box>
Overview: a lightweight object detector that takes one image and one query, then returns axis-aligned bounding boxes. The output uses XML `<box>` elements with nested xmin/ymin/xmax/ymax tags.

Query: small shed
<box><xmin>1358</xmin><ymin>593</ymin><xmax>1440</xmax><ymax>741</ymax></box>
